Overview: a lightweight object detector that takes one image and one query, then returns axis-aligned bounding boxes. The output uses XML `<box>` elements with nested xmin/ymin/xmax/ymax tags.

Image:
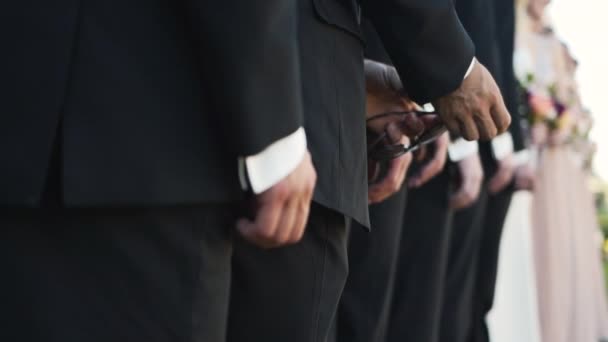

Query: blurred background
<box><xmin>550</xmin><ymin>0</ymin><xmax>608</xmax><ymax>269</ymax></box>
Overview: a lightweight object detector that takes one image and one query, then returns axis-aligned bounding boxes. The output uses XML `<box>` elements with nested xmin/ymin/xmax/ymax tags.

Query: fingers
<box><xmin>450</xmin><ymin>156</ymin><xmax>483</xmax><ymax>210</ymax></box>
<box><xmin>436</xmin><ymin>61</ymin><xmax>511</xmax><ymax>141</ymax></box>
<box><xmin>289</xmin><ymin>198</ymin><xmax>311</xmax><ymax>242</ymax></box>
<box><xmin>368</xmin><ymin>153</ymin><xmax>411</xmax><ymax>204</ymax></box>
<box><xmin>450</xmin><ymin>176</ymin><xmax>482</xmax><ymax>210</ymax></box>
<box><xmin>459</xmin><ymin>115</ymin><xmax>480</xmax><ymax>141</ymax></box>
<box><xmin>401</xmin><ymin>113</ymin><xmax>425</xmax><ymax>137</ymax></box>
<box><xmin>237</xmin><ymin>152</ymin><xmax>316</xmax><ymax>249</ymax></box>
<box><xmin>414</xmin><ymin>145</ymin><xmax>427</xmax><ymax>162</ymax></box>
<box><xmin>514</xmin><ymin>165</ymin><xmax>535</xmax><ymax>191</ymax></box>
<box><xmin>400</xmin><ymin>98</ymin><xmax>418</xmax><ymax>112</ymax></box>
<box><xmin>434</xmin><ymin>100</ymin><xmax>462</xmax><ymax>137</ymax></box>
<box><xmin>409</xmin><ymin>133</ymin><xmax>449</xmax><ymax>188</ymax></box>
<box><xmin>366</xmin><ymin>110</ymin><xmax>423</xmax><ymax>136</ymax></box>
<box><xmin>409</xmin><ymin>159</ymin><xmax>440</xmax><ymax>188</ymax></box>
<box><xmin>449</xmin><ymin>187</ymin><xmax>470</xmax><ymax>210</ymax></box>
<box><xmin>489</xmin><ymin>94</ymin><xmax>511</xmax><ymax>135</ymax></box>
<box><xmin>237</xmin><ymin>194</ymin><xmax>284</xmax><ymax>248</ymax></box>
<box><xmin>515</xmin><ymin>176</ymin><xmax>532</xmax><ymax>191</ymax></box>
<box><xmin>409</xmin><ymin>151</ymin><xmax>441</xmax><ymax>188</ymax></box>
<box><xmin>473</xmin><ymin>110</ymin><xmax>498</xmax><ymax>141</ymax></box>
<box><xmin>488</xmin><ymin>171</ymin><xmax>509</xmax><ymax>194</ymax></box>
<box><xmin>386</xmin><ymin>122</ymin><xmax>403</xmax><ymax>143</ymax></box>
<box><xmin>489</xmin><ymin>155</ymin><xmax>515</xmax><ymax>194</ymax></box>
<box><xmin>274</xmin><ymin>198</ymin><xmax>298</xmax><ymax>244</ymax></box>
<box><xmin>368</xmin><ymin>159</ymin><xmax>400</xmax><ymax>204</ymax></box>
<box><xmin>488</xmin><ymin>166</ymin><xmax>514</xmax><ymax>194</ymax></box>
<box><xmin>419</xmin><ymin>114</ymin><xmax>443</xmax><ymax>129</ymax></box>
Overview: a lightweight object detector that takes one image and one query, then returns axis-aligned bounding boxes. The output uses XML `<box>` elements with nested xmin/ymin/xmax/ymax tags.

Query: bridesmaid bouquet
<box><xmin>522</xmin><ymin>73</ymin><xmax>570</xmax><ymax>132</ymax></box>
<box><xmin>547</xmin><ymin>98</ymin><xmax>571</xmax><ymax>132</ymax></box>
<box><xmin>527</xmin><ymin>91</ymin><xmax>557</xmax><ymax>124</ymax></box>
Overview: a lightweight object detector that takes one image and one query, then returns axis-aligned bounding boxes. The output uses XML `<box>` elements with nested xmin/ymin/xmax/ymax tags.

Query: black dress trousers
<box><xmin>337</xmin><ymin>186</ymin><xmax>408</xmax><ymax>342</ymax></box>
<box><xmin>469</xmin><ymin>186</ymin><xmax>515</xmax><ymax>342</ymax></box>
<box><xmin>386</xmin><ymin>166</ymin><xmax>453</xmax><ymax>342</ymax></box>
<box><xmin>439</xmin><ymin>185</ymin><xmax>490</xmax><ymax>342</ymax></box>
<box><xmin>0</xmin><ymin>202</ymin><xmax>235</xmax><ymax>342</ymax></box>
<box><xmin>0</xmin><ymin>134</ymin><xmax>237</xmax><ymax>342</ymax></box>
<box><xmin>227</xmin><ymin>204</ymin><xmax>348</xmax><ymax>342</ymax></box>
<box><xmin>1</xmin><ymin>206</ymin><xmax>235</xmax><ymax>342</ymax></box>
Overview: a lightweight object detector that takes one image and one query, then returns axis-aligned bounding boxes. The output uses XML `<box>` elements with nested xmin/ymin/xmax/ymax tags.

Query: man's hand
<box><xmin>365</xmin><ymin>59</ymin><xmax>424</xmax><ymax>137</ymax></box>
<box><xmin>514</xmin><ymin>162</ymin><xmax>536</xmax><ymax>191</ymax></box>
<box><xmin>488</xmin><ymin>153</ymin><xmax>515</xmax><ymax>194</ymax></box>
<box><xmin>237</xmin><ymin>151</ymin><xmax>316</xmax><ymax>248</ymax></box>
<box><xmin>408</xmin><ymin>132</ymin><xmax>449</xmax><ymax>188</ymax></box>
<box><xmin>530</xmin><ymin>123</ymin><xmax>548</xmax><ymax>145</ymax></box>
<box><xmin>450</xmin><ymin>153</ymin><xmax>484</xmax><ymax>209</ymax></box>
<box><xmin>368</xmin><ymin>136</ymin><xmax>413</xmax><ymax>204</ymax></box>
<box><xmin>433</xmin><ymin>61</ymin><xmax>511</xmax><ymax>141</ymax></box>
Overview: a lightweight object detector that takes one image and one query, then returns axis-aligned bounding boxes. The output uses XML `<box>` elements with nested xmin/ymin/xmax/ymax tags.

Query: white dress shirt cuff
<box><xmin>448</xmin><ymin>138</ymin><xmax>479</xmax><ymax>162</ymax></box>
<box><xmin>513</xmin><ymin>150</ymin><xmax>531</xmax><ymax>166</ymax></box>
<box><xmin>464</xmin><ymin>57</ymin><xmax>477</xmax><ymax>79</ymax></box>
<box><xmin>491</xmin><ymin>132</ymin><xmax>514</xmax><ymax>160</ymax></box>
<box><xmin>238</xmin><ymin>127</ymin><xmax>307</xmax><ymax>194</ymax></box>
<box><xmin>514</xmin><ymin>147</ymin><xmax>540</xmax><ymax>169</ymax></box>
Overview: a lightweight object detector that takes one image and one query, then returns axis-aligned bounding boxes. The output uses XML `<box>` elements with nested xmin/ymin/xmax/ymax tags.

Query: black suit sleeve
<box><xmin>362</xmin><ymin>19</ymin><xmax>393</xmax><ymax>64</ymax></box>
<box><xmin>456</xmin><ymin>0</ymin><xmax>526</xmax><ymax>152</ymax></box>
<box><xmin>494</xmin><ymin>0</ymin><xmax>526</xmax><ymax>151</ymax></box>
<box><xmin>361</xmin><ymin>0</ymin><xmax>475</xmax><ymax>104</ymax></box>
<box><xmin>180</xmin><ymin>1</ymin><xmax>303</xmax><ymax>157</ymax></box>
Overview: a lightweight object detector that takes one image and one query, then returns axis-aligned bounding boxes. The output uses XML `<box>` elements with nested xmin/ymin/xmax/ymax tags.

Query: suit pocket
<box><xmin>312</xmin><ymin>0</ymin><xmax>363</xmax><ymax>43</ymax></box>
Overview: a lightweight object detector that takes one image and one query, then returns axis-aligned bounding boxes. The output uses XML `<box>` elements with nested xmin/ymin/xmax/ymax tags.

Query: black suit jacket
<box><xmin>302</xmin><ymin>0</ymin><xmax>474</xmax><ymax>226</ymax></box>
<box><xmin>455</xmin><ymin>0</ymin><xmax>526</xmax><ymax>175</ymax></box>
<box><xmin>0</xmin><ymin>1</ymin><xmax>302</xmax><ymax>207</ymax></box>
<box><xmin>494</xmin><ymin>0</ymin><xmax>526</xmax><ymax>152</ymax></box>
<box><xmin>362</xmin><ymin>0</ymin><xmax>475</xmax><ymax>104</ymax></box>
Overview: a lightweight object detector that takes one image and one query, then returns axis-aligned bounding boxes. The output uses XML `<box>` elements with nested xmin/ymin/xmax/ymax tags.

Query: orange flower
<box><xmin>529</xmin><ymin>93</ymin><xmax>557</xmax><ymax>120</ymax></box>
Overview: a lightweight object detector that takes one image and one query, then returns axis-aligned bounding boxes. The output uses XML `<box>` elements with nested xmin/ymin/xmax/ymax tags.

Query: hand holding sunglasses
<box><xmin>367</xmin><ymin>111</ymin><xmax>447</xmax><ymax>162</ymax></box>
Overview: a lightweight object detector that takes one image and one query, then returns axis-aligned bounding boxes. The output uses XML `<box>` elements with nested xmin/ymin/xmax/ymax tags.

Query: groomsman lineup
<box><xmin>0</xmin><ymin>0</ymin><xmax>605</xmax><ymax>341</ymax></box>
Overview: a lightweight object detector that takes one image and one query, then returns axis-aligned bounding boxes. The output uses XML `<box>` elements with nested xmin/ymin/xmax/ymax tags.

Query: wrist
<box><xmin>239</xmin><ymin>127</ymin><xmax>307</xmax><ymax>194</ymax></box>
<box><xmin>463</xmin><ymin>57</ymin><xmax>477</xmax><ymax>80</ymax></box>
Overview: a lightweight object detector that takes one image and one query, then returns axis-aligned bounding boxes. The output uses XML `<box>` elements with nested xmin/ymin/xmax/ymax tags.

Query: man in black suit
<box><xmin>440</xmin><ymin>0</ymin><xmax>528</xmax><ymax>341</ymax></box>
<box><xmin>336</xmin><ymin>20</ymin><xmax>449</xmax><ymax>342</ymax></box>
<box><xmin>227</xmin><ymin>0</ymin><xmax>512</xmax><ymax>341</ymax></box>
<box><xmin>0</xmin><ymin>2</ymin><xmax>317</xmax><ymax>341</ymax></box>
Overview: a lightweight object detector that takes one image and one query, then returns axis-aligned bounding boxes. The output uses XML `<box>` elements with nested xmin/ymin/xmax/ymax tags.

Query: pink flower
<box><xmin>529</xmin><ymin>93</ymin><xmax>557</xmax><ymax>120</ymax></box>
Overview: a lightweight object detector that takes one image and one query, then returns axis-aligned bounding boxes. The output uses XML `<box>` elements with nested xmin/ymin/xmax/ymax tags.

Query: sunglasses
<box><xmin>367</xmin><ymin>111</ymin><xmax>447</xmax><ymax>162</ymax></box>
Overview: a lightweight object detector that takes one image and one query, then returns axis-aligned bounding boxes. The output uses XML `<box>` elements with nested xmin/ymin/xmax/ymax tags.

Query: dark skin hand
<box><xmin>433</xmin><ymin>61</ymin><xmax>511</xmax><ymax>141</ymax></box>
